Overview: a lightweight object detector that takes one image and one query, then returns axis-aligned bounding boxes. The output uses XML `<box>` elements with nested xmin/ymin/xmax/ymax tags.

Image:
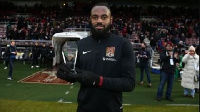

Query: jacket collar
<box><xmin>91</xmin><ymin>33</ymin><xmax>112</xmax><ymax>42</ymax></box>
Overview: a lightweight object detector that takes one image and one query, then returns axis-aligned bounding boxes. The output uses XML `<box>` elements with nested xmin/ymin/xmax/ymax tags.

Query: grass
<box><xmin>0</xmin><ymin>100</ymin><xmax>198</xmax><ymax>112</ymax></box>
<box><xmin>0</xmin><ymin>61</ymin><xmax>199</xmax><ymax>112</ymax></box>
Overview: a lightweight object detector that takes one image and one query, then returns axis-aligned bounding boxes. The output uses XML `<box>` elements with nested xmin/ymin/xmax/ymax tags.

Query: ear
<box><xmin>111</xmin><ymin>16</ymin><xmax>113</xmax><ymax>24</ymax></box>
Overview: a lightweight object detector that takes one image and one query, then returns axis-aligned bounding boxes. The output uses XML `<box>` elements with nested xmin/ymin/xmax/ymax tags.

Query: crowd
<box><xmin>0</xmin><ymin>1</ymin><xmax>199</xmax><ymax>102</ymax></box>
<box><xmin>0</xmin><ymin>2</ymin><xmax>199</xmax><ymax>47</ymax></box>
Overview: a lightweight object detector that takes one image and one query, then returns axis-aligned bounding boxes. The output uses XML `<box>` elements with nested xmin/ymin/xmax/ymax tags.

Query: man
<box><xmin>150</xmin><ymin>37</ymin><xmax>157</xmax><ymax>51</ymax></box>
<box><xmin>57</xmin><ymin>3</ymin><xmax>135</xmax><ymax>112</ymax></box>
<box><xmin>0</xmin><ymin>44</ymin><xmax>1</xmax><ymax>60</ymax></box>
<box><xmin>157</xmin><ymin>42</ymin><xmax>179</xmax><ymax>102</ymax></box>
<box><xmin>5</xmin><ymin>41</ymin><xmax>17</xmax><ymax>80</ymax></box>
<box><xmin>46</xmin><ymin>44</ymin><xmax>55</xmax><ymax>69</ymax></box>
<box><xmin>3</xmin><ymin>45</ymin><xmax>10</xmax><ymax>69</ymax></box>
<box><xmin>138</xmin><ymin>42</ymin><xmax>151</xmax><ymax>87</ymax></box>
<box><xmin>31</xmin><ymin>42</ymin><xmax>40</xmax><ymax>68</ymax></box>
<box><xmin>40</xmin><ymin>43</ymin><xmax>48</xmax><ymax>68</ymax></box>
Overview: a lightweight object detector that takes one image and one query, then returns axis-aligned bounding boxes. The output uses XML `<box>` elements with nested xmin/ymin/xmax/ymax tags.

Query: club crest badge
<box><xmin>106</xmin><ymin>47</ymin><xmax>115</xmax><ymax>57</ymax></box>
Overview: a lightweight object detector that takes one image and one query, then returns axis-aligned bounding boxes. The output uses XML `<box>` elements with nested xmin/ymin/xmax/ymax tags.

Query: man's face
<box><xmin>90</xmin><ymin>6</ymin><xmax>111</xmax><ymax>37</ymax></box>
<box><xmin>166</xmin><ymin>44</ymin><xmax>173</xmax><ymax>51</ymax></box>
<box><xmin>11</xmin><ymin>42</ymin><xmax>15</xmax><ymax>46</ymax></box>
<box><xmin>141</xmin><ymin>43</ymin><xmax>145</xmax><ymax>48</ymax></box>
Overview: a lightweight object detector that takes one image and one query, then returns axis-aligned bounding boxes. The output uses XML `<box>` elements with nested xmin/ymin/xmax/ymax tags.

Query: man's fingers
<box><xmin>59</xmin><ymin>63</ymin><xmax>71</xmax><ymax>72</ymax></box>
<box><xmin>56</xmin><ymin>70</ymin><xmax>64</xmax><ymax>79</ymax></box>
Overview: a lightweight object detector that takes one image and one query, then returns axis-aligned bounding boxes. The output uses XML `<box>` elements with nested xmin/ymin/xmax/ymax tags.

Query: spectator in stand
<box><xmin>157</xmin><ymin>42</ymin><xmax>179</xmax><ymax>102</ymax></box>
<box><xmin>31</xmin><ymin>28</ymin><xmax>39</xmax><ymax>40</ymax></box>
<box><xmin>150</xmin><ymin>37</ymin><xmax>157</xmax><ymax>51</ymax></box>
<box><xmin>122</xmin><ymin>26</ymin><xmax>127</xmax><ymax>38</ymax></box>
<box><xmin>173</xmin><ymin>35</ymin><xmax>180</xmax><ymax>45</ymax></box>
<box><xmin>187</xmin><ymin>26</ymin><xmax>193</xmax><ymax>38</ymax></box>
<box><xmin>138</xmin><ymin>42</ymin><xmax>152</xmax><ymax>87</ymax></box>
<box><xmin>38</xmin><ymin>29</ymin><xmax>45</xmax><ymax>40</ymax></box>
<box><xmin>180</xmin><ymin>33</ymin><xmax>186</xmax><ymax>42</ymax></box>
<box><xmin>194</xmin><ymin>23</ymin><xmax>200</xmax><ymax>38</ymax></box>
<box><xmin>53</xmin><ymin>25</ymin><xmax>63</xmax><ymax>34</ymax></box>
<box><xmin>12</xmin><ymin>27</ymin><xmax>18</xmax><ymax>40</ymax></box>
<box><xmin>127</xmin><ymin>24</ymin><xmax>133</xmax><ymax>39</ymax></box>
<box><xmin>139</xmin><ymin>32</ymin><xmax>145</xmax><ymax>43</ymax></box>
<box><xmin>1</xmin><ymin>2</ymin><xmax>199</xmax><ymax>42</ymax></box>
<box><xmin>31</xmin><ymin>42</ymin><xmax>40</xmax><ymax>68</ymax></box>
<box><xmin>153</xmin><ymin>31</ymin><xmax>161</xmax><ymax>42</ymax></box>
<box><xmin>174</xmin><ymin>43</ymin><xmax>183</xmax><ymax>55</ymax></box>
<box><xmin>165</xmin><ymin>34</ymin><xmax>171</xmax><ymax>43</ymax></box>
<box><xmin>157</xmin><ymin>38</ymin><xmax>163</xmax><ymax>53</ymax></box>
<box><xmin>6</xmin><ymin>29</ymin><xmax>12</xmax><ymax>40</ymax></box>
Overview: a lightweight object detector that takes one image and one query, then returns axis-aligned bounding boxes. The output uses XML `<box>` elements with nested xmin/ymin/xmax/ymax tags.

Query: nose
<box><xmin>97</xmin><ymin>17</ymin><xmax>103</xmax><ymax>23</ymax></box>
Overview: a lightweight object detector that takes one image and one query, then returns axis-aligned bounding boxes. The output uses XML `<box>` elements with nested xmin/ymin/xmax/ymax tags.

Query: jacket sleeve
<box><xmin>5</xmin><ymin>47</ymin><xmax>11</xmax><ymax>56</ymax></box>
<box><xmin>147</xmin><ymin>50</ymin><xmax>151</xmax><ymax>59</ymax></box>
<box><xmin>101</xmin><ymin>40</ymin><xmax>136</xmax><ymax>92</ymax></box>
<box><xmin>182</xmin><ymin>54</ymin><xmax>190</xmax><ymax>63</ymax></box>
<box><xmin>52</xmin><ymin>50</ymin><xmax>55</xmax><ymax>57</ymax></box>
<box><xmin>160</xmin><ymin>51</ymin><xmax>170</xmax><ymax>63</ymax></box>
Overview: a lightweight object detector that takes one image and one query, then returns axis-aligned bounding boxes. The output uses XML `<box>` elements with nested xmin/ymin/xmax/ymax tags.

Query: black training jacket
<box><xmin>76</xmin><ymin>33</ymin><xmax>135</xmax><ymax>112</ymax></box>
<box><xmin>138</xmin><ymin>48</ymin><xmax>151</xmax><ymax>67</ymax></box>
<box><xmin>32</xmin><ymin>45</ymin><xmax>40</xmax><ymax>57</ymax></box>
<box><xmin>160</xmin><ymin>50</ymin><xmax>179</xmax><ymax>74</ymax></box>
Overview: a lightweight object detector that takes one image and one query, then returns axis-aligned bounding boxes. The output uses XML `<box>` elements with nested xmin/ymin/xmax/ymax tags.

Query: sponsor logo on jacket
<box><xmin>103</xmin><ymin>47</ymin><xmax>116</xmax><ymax>61</ymax></box>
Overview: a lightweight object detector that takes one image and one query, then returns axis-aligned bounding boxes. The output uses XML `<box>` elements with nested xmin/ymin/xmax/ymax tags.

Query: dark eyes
<box><xmin>91</xmin><ymin>15</ymin><xmax>108</xmax><ymax>20</ymax></box>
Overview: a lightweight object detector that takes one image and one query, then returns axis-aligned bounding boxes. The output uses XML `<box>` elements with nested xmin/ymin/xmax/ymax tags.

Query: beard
<box><xmin>90</xmin><ymin>22</ymin><xmax>111</xmax><ymax>40</ymax></box>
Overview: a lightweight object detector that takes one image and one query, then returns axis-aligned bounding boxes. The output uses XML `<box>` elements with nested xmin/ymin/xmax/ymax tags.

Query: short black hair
<box><xmin>93</xmin><ymin>3</ymin><xmax>110</xmax><ymax>10</ymax></box>
<box><xmin>141</xmin><ymin>42</ymin><xmax>147</xmax><ymax>47</ymax></box>
<box><xmin>91</xmin><ymin>3</ymin><xmax>111</xmax><ymax>14</ymax></box>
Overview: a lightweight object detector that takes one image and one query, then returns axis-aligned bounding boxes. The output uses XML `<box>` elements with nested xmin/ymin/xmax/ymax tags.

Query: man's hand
<box><xmin>76</xmin><ymin>69</ymin><xmax>102</xmax><ymax>87</ymax></box>
<box><xmin>168</xmin><ymin>52</ymin><xmax>173</xmax><ymax>57</ymax></box>
<box><xmin>174</xmin><ymin>52</ymin><xmax>178</xmax><ymax>58</ymax></box>
<box><xmin>11</xmin><ymin>52</ymin><xmax>17</xmax><ymax>54</ymax></box>
<box><xmin>56</xmin><ymin>63</ymin><xmax>78</xmax><ymax>82</ymax></box>
<box><xmin>143</xmin><ymin>55</ymin><xmax>147</xmax><ymax>58</ymax></box>
<box><xmin>176</xmin><ymin>63</ymin><xmax>179</xmax><ymax>67</ymax></box>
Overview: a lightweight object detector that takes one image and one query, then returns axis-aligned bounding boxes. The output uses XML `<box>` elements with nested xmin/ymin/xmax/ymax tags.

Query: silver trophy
<box><xmin>62</xmin><ymin>41</ymin><xmax>78</xmax><ymax>74</ymax></box>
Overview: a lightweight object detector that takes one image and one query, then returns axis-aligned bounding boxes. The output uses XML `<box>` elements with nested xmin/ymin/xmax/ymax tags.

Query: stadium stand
<box><xmin>0</xmin><ymin>1</ymin><xmax>199</xmax><ymax>68</ymax></box>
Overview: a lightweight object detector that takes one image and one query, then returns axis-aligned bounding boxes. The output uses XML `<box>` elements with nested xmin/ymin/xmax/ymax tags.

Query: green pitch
<box><xmin>0</xmin><ymin>61</ymin><xmax>199</xmax><ymax>112</ymax></box>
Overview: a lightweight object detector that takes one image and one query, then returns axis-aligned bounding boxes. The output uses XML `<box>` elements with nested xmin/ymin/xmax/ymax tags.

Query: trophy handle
<box><xmin>62</xmin><ymin>41</ymin><xmax>78</xmax><ymax>74</ymax></box>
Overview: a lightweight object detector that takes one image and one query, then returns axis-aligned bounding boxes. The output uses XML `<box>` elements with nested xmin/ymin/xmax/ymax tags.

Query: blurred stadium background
<box><xmin>0</xmin><ymin>0</ymin><xmax>199</xmax><ymax>111</ymax></box>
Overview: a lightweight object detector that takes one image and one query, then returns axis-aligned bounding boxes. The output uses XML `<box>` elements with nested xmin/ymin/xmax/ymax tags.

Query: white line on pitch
<box><xmin>122</xmin><ymin>104</ymin><xmax>131</xmax><ymax>106</ymax></box>
<box><xmin>6</xmin><ymin>84</ymin><xmax>12</xmax><ymax>86</ymax></box>
<box><xmin>60</xmin><ymin>102</ymin><xmax>72</xmax><ymax>103</ymax></box>
<box><xmin>166</xmin><ymin>104</ymin><xmax>199</xmax><ymax>106</ymax></box>
<box><xmin>65</xmin><ymin>91</ymin><xmax>69</xmax><ymax>95</ymax></box>
<box><xmin>57</xmin><ymin>99</ymin><xmax>72</xmax><ymax>103</ymax></box>
<box><xmin>70</xmin><ymin>85</ymin><xmax>74</xmax><ymax>89</ymax></box>
<box><xmin>58</xmin><ymin>99</ymin><xmax>63</xmax><ymax>103</ymax></box>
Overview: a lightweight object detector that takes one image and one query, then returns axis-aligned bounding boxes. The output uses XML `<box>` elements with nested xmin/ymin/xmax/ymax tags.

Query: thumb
<box><xmin>75</xmin><ymin>67</ymin><xmax>84</xmax><ymax>74</ymax></box>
